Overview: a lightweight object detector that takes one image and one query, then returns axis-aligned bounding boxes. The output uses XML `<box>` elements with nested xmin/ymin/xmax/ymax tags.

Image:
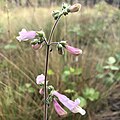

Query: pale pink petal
<box><xmin>39</xmin><ymin>88</ymin><xmax>44</xmax><ymax>95</ymax></box>
<box><xmin>16</xmin><ymin>29</ymin><xmax>36</xmax><ymax>41</ymax></box>
<box><xmin>52</xmin><ymin>91</ymin><xmax>86</xmax><ymax>115</ymax></box>
<box><xmin>71</xmin><ymin>106</ymin><xmax>86</xmax><ymax>115</ymax></box>
<box><xmin>65</xmin><ymin>45</ymin><xmax>82</xmax><ymax>56</ymax></box>
<box><xmin>36</xmin><ymin>74</ymin><xmax>45</xmax><ymax>84</ymax></box>
<box><xmin>53</xmin><ymin>98</ymin><xmax>67</xmax><ymax>116</ymax></box>
<box><xmin>52</xmin><ymin>91</ymin><xmax>80</xmax><ymax>110</ymax></box>
<box><xmin>69</xmin><ymin>4</ymin><xmax>81</xmax><ymax>13</ymax></box>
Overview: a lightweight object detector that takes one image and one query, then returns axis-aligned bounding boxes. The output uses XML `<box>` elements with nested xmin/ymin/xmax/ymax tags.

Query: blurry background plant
<box><xmin>0</xmin><ymin>1</ymin><xmax>120</xmax><ymax>120</ymax></box>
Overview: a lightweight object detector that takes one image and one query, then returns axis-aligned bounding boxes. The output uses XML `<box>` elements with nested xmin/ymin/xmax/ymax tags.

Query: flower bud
<box><xmin>31</xmin><ymin>39</ymin><xmax>39</xmax><ymax>45</ymax></box>
<box><xmin>39</xmin><ymin>88</ymin><xmax>44</xmax><ymax>95</ymax></box>
<box><xmin>59</xmin><ymin>41</ymin><xmax>67</xmax><ymax>47</ymax></box>
<box><xmin>32</xmin><ymin>43</ymin><xmax>42</xmax><ymax>50</ymax></box>
<box><xmin>68</xmin><ymin>4</ymin><xmax>81</xmax><ymax>13</ymax></box>
<box><xmin>62</xmin><ymin>3</ymin><xmax>69</xmax><ymax>9</ymax></box>
<box><xmin>52</xmin><ymin>10</ymin><xmax>60</xmax><ymax>20</ymax></box>
<box><xmin>31</xmin><ymin>39</ymin><xmax>43</xmax><ymax>50</ymax></box>
<box><xmin>57</xmin><ymin>43</ymin><xmax>64</xmax><ymax>55</ymax></box>
<box><xmin>37</xmin><ymin>30</ymin><xmax>45</xmax><ymax>38</ymax></box>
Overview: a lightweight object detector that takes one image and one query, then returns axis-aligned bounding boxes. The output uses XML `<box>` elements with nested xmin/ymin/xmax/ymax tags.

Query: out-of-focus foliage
<box><xmin>96</xmin><ymin>53</ymin><xmax>120</xmax><ymax>86</ymax></box>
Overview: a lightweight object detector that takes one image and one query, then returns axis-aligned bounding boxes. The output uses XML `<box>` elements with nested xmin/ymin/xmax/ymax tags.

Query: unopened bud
<box><xmin>31</xmin><ymin>39</ymin><xmax>44</xmax><ymax>50</ymax></box>
<box><xmin>39</xmin><ymin>88</ymin><xmax>44</xmax><ymax>95</ymax></box>
<box><xmin>59</xmin><ymin>41</ymin><xmax>67</xmax><ymax>47</ymax></box>
<box><xmin>37</xmin><ymin>30</ymin><xmax>45</xmax><ymax>38</ymax></box>
<box><xmin>57</xmin><ymin>43</ymin><xmax>64</xmax><ymax>55</ymax></box>
<box><xmin>32</xmin><ymin>43</ymin><xmax>42</xmax><ymax>50</ymax></box>
<box><xmin>62</xmin><ymin>3</ymin><xmax>70</xmax><ymax>9</ymax></box>
<box><xmin>31</xmin><ymin>39</ymin><xmax>39</xmax><ymax>45</ymax></box>
<box><xmin>68</xmin><ymin>4</ymin><xmax>81</xmax><ymax>13</ymax></box>
<box><xmin>52</xmin><ymin>10</ymin><xmax>60</xmax><ymax>20</ymax></box>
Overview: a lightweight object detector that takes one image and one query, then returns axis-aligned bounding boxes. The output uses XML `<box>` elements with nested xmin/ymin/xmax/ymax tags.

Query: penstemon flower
<box><xmin>39</xmin><ymin>88</ymin><xmax>44</xmax><ymax>95</ymax></box>
<box><xmin>52</xmin><ymin>91</ymin><xmax>86</xmax><ymax>115</ymax></box>
<box><xmin>36</xmin><ymin>74</ymin><xmax>45</xmax><ymax>84</ymax></box>
<box><xmin>32</xmin><ymin>43</ymin><xmax>42</xmax><ymax>50</ymax></box>
<box><xmin>16</xmin><ymin>28</ymin><xmax>36</xmax><ymax>41</ymax></box>
<box><xmin>68</xmin><ymin>4</ymin><xmax>81</xmax><ymax>13</ymax></box>
<box><xmin>53</xmin><ymin>98</ymin><xmax>67</xmax><ymax>116</ymax></box>
<box><xmin>65</xmin><ymin>44</ymin><xmax>82</xmax><ymax>56</ymax></box>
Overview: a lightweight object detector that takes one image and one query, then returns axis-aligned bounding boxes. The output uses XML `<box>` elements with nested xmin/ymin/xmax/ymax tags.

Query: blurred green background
<box><xmin>0</xmin><ymin>0</ymin><xmax>120</xmax><ymax>120</ymax></box>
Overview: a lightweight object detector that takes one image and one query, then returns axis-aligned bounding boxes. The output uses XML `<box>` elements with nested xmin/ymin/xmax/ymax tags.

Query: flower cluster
<box><xmin>52</xmin><ymin>3</ymin><xmax>81</xmax><ymax>20</ymax></box>
<box><xmin>36</xmin><ymin>74</ymin><xmax>86</xmax><ymax>116</ymax></box>
<box><xmin>16</xmin><ymin>29</ymin><xmax>82</xmax><ymax>56</ymax></box>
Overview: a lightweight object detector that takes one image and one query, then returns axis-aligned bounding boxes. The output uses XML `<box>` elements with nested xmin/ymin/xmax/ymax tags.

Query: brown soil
<box><xmin>95</xmin><ymin>85</ymin><xmax>120</xmax><ymax>120</ymax></box>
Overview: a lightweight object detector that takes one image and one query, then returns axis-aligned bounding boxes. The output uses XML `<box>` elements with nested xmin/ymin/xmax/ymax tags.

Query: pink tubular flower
<box><xmin>36</xmin><ymin>74</ymin><xmax>45</xmax><ymax>84</ymax></box>
<box><xmin>39</xmin><ymin>88</ymin><xmax>44</xmax><ymax>95</ymax></box>
<box><xmin>68</xmin><ymin>4</ymin><xmax>81</xmax><ymax>13</ymax></box>
<box><xmin>65</xmin><ymin>45</ymin><xmax>82</xmax><ymax>56</ymax></box>
<box><xmin>32</xmin><ymin>43</ymin><xmax>42</xmax><ymax>50</ymax></box>
<box><xmin>53</xmin><ymin>98</ymin><xmax>67</xmax><ymax>116</ymax></box>
<box><xmin>52</xmin><ymin>91</ymin><xmax>86</xmax><ymax>115</ymax></box>
<box><xmin>16</xmin><ymin>29</ymin><xmax>36</xmax><ymax>41</ymax></box>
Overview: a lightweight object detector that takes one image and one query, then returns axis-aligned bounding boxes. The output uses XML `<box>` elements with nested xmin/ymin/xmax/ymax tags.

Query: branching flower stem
<box><xmin>44</xmin><ymin>15</ymin><xmax>62</xmax><ymax>120</ymax></box>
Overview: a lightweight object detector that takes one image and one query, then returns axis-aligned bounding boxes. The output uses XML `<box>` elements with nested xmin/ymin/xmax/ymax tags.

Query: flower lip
<box><xmin>72</xmin><ymin>106</ymin><xmax>86</xmax><ymax>115</ymax></box>
<box><xmin>16</xmin><ymin>28</ymin><xmax>36</xmax><ymax>41</ymax></box>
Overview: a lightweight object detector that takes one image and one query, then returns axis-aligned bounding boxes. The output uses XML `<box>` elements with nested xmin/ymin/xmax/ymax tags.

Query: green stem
<box><xmin>48</xmin><ymin>15</ymin><xmax>62</xmax><ymax>44</ymax></box>
<box><xmin>44</xmin><ymin>15</ymin><xmax>62</xmax><ymax>120</ymax></box>
<box><xmin>44</xmin><ymin>44</ymin><xmax>49</xmax><ymax>120</ymax></box>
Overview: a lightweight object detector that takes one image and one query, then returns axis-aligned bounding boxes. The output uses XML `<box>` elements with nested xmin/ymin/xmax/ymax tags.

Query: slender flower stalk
<box><xmin>44</xmin><ymin>44</ymin><xmax>50</xmax><ymax>120</ymax></box>
<box><xmin>43</xmin><ymin>15</ymin><xmax>62</xmax><ymax>120</ymax></box>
